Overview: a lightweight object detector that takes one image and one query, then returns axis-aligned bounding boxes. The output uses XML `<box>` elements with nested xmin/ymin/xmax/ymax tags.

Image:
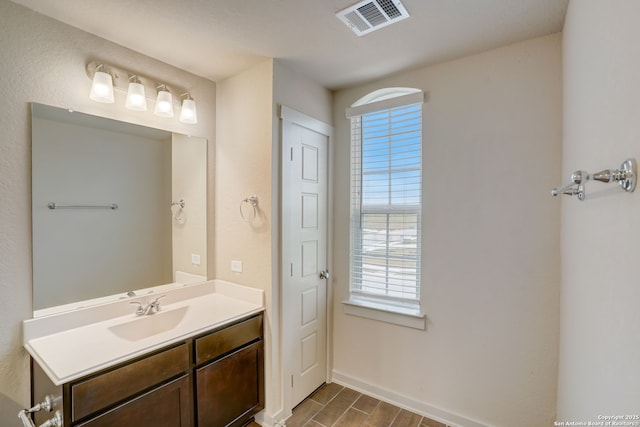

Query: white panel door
<box><xmin>282</xmin><ymin>107</ymin><xmax>331</xmax><ymax>410</ymax></box>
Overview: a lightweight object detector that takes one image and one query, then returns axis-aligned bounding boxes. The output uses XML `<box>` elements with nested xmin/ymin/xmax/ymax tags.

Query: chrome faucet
<box><xmin>130</xmin><ymin>295</ymin><xmax>166</xmax><ymax>316</ymax></box>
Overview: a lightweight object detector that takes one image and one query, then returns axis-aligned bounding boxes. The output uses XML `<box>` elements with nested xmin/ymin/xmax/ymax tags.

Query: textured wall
<box><xmin>332</xmin><ymin>34</ymin><xmax>562</xmax><ymax>427</ymax></box>
<box><xmin>558</xmin><ymin>0</ymin><xmax>640</xmax><ymax>420</ymax></box>
<box><xmin>0</xmin><ymin>1</ymin><xmax>215</xmax><ymax>422</ymax></box>
<box><xmin>215</xmin><ymin>59</ymin><xmax>276</xmax><ymax>418</ymax></box>
<box><xmin>215</xmin><ymin>58</ymin><xmax>333</xmax><ymax>423</ymax></box>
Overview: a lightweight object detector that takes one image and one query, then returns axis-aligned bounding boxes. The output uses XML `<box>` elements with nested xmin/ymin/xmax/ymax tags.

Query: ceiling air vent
<box><xmin>336</xmin><ymin>0</ymin><xmax>410</xmax><ymax>36</ymax></box>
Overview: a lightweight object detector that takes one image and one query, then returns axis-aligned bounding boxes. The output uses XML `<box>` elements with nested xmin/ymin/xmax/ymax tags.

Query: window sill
<box><xmin>342</xmin><ymin>298</ymin><xmax>426</xmax><ymax>330</ymax></box>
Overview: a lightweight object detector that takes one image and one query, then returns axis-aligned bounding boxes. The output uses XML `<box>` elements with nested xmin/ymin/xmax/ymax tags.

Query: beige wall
<box><xmin>273</xmin><ymin>60</ymin><xmax>333</xmax><ymax>126</ymax></box>
<box><xmin>215</xmin><ymin>58</ymin><xmax>333</xmax><ymax>423</ymax></box>
<box><xmin>215</xmin><ymin>59</ymin><xmax>277</xmax><ymax>419</ymax></box>
<box><xmin>558</xmin><ymin>0</ymin><xmax>640</xmax><ymax>420</ymax></box>
<box><xmin>215</xmin><ymin>60</ymin><xmax>274</xmax><ymax>287</ymax></box>
<box><xmin>332</xmin><ymin>34</ymin><xmax>562</xmax><ymax>427</ymax></box>
<box><xmin>0</xmin><ymin>0</ymin><xmax>216</xmax><ymax>421</ymax></box>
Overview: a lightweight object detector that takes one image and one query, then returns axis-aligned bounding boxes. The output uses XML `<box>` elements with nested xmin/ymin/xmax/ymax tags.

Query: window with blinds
<box><xmin>349</xmin><ymin>91</ymin><xmax>423</xmax><ymax>308</ymax></box>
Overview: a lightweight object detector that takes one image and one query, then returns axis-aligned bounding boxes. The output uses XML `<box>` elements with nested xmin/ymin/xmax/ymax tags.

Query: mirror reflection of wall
<box><xmin>31</xmin><ymin>103</ymin><xmax>207</xmax><ymax>315</ymax></box>
<box><xmin>172</xmin><ymin>133</ymin><xmax>207</xmax><ymax>281</ymax></box>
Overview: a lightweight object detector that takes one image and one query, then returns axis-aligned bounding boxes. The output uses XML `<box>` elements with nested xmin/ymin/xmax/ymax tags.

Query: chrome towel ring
<box><xmin>171</xmin><ymin>199</ymin><xmax>186</xmax><ymax>224</ymax></box>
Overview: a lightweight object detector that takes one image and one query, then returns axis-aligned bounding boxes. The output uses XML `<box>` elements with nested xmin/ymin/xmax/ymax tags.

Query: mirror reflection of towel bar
<box><xmin>48</xmin><ymin>202</ymin><xmax>118</xmax><ymax>210</ymax></box>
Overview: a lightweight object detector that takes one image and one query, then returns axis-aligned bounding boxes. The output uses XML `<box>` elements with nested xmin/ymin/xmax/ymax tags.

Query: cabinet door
<box><xmin>76</xmin><ymin>375</ymin><xmax>192</xmax><ymax>427</ymax></box>
<box><xmin>196</xmin><ymin>341</ymin><xmax>264</xmax><ymax>427</ymax></box>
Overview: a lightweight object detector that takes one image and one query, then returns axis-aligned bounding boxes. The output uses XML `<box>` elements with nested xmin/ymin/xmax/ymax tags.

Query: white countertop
<box><xmin>23</xmin><ymin>280</ymin><xmax>264</xmax><ymax>386</ymax></box>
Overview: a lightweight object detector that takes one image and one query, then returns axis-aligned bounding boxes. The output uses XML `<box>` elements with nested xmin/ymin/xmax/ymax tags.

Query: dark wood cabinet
<box><xmin>70</xmin><ymin>344</ymin><xmax>191</xmax><ymax>422</ymax></box>
<box><xmin>196</xmin><ymin>341</ymin><xmax>264</xmax><ymax>427</ymax></box>
<box><xmin>77</xmin><ymin>375</ymin><xmax>192</xmax><ymax>427</ymax></box>
<box><xmin>31</xmin><ymin>312</ymin><xmax>264</xmax><ymax>427</ymax></box>
<box><xmin>195</xmin><ymin>314</ymin><xmax>265</xmax><ymax>427</ymax></box>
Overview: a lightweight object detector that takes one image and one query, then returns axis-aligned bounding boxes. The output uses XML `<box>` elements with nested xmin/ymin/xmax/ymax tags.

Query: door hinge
<box><xmin>291</xmin><ymin>375</ymin><xmax>294</xmax><ymax>387</ymax></box>
<box><xmin>290</xmin><ymin>147</ymin><xmax>294</xmax><ymax>161</ymax></box>
<box><xmin>290</xmin><ymin>263</ymin><xmax>294</xmax><ymax>277</ymax></box>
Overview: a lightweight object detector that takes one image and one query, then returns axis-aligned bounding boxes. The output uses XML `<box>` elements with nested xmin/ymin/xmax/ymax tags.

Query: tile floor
<box><xmin>250</xmin><ymin>383</ymin><xmax>451</xmax><ymax>427</ymax></box>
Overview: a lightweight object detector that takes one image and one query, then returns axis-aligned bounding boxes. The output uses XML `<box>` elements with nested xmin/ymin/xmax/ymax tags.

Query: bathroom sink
<box><xmin>108</xmin><ymin>306</ymin><xmax>189</xmax><ymax>341</ymax></box>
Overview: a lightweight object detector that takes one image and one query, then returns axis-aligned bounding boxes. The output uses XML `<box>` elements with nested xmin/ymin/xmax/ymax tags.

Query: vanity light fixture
<box><xmin>154</xmin><ymin>85</ymin><xmax>174</xmax><ymax>118</ymax></box>
<box><xmin>86</xmin><ymin>60</ymin><xmax>198</xmax><ymax>124</ymax></box>
<box><xmin>89</xmin><ymin>64</ymin><xmax>115</xmax><ymax>103</ymax></box>
<box><xmin>125</xmin><ymin>75</ymin><xmax>147</xmax><ymax>111</ymax></box>
<box><xmin>179</xmin><ymin>93</ymin><xmax>198</xmax><ymax>124</ymax></box>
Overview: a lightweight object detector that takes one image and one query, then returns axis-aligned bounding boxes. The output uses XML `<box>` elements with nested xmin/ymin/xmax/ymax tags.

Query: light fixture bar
<box><xmin>86</xmin><ymin>60</ymin><xmax>197</xmax><ymax>123</ymax></box>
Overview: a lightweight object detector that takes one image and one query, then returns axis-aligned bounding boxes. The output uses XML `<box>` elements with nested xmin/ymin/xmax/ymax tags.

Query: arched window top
<box><xmin>346</xmin><ymin>87</ymin><xmax>424</xmax><ymax>118</ymax></box>
<box><xmin>351</xmin><ymin>87</ymin><xmax>422</xmax><ymax>107</ymax></box>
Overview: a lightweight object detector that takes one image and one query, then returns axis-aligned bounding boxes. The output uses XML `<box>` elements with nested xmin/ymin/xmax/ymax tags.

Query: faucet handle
<box><xmin>150</xmin><ymin>295</ymin><xmax>166</xmax><ymax>312</ymax></box>
<box><xmin>152</xmin><ymin>294</ymin><xmax>166</xmax><ymax>304</ymax></box>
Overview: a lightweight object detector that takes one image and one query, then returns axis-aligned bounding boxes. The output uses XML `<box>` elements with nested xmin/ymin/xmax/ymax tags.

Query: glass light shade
<box><xmin>89</xmin><ymin>71</ymin><xmax>114</xmax><ymax>103</ymax></box>
<box><xmin>179</xmin><ymin>98</ymin><xmax>198</xmax><ymax>124</ymax></box>
<box><xmin>125</xmin><ymin>81</ymin><xmax>147</xmax><ymax>111</ymax></box>
<box><xmin>154</xmin><ymin>89</ymin><xmax>174</xmax><ymax>117</ymax></box>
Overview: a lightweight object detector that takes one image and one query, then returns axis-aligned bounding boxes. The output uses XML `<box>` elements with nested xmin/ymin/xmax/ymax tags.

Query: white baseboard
<box><xmin>254</xmin><ymin>408</ymin><xmax>287</xmax><ymax>427</ymax></box>
<box><xmin>331</xmin><ymin>370</ymin><xmax>492</xmax><ymax>427</ymax></box>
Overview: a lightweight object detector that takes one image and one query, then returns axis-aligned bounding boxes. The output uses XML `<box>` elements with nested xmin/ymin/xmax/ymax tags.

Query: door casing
<box><xmin>280</xmin><ymin>105</ymin><xmax>334</xmax><ymax>418</ymax></box>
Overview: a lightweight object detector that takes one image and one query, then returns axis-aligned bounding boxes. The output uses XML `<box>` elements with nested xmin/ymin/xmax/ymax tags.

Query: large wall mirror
<box><xmin>31</xmin><ymin>103</ymin><xmax>207</xmax><ymax>317</ymax></box>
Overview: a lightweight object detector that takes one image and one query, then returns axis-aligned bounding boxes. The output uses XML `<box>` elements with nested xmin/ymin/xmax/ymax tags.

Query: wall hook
<box><xmin>551</xmin><ymin>158</ymin><xmax>636</xmax><ymax>201</ymax></box>
<box><xmin>591</xmin><ymin>158</ymin><xmax>636</xmax><ymax>193</ymax></box>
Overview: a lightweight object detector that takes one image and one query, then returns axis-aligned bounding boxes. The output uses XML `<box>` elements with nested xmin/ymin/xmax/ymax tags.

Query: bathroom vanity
<box><xmin>23</xmin><ymin>280</ymin><xmax>265</xmax><ymax>427</ymax></box>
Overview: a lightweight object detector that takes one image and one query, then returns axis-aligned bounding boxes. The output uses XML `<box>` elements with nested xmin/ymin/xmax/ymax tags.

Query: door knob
<box><xmin>319</xmin><ymin>270</ymin><xmax>330</xmax><ymax>280</ymax></box>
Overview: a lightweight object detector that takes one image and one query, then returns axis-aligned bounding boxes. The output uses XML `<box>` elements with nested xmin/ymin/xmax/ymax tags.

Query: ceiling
<box><xmin>11</xmin><ymin>0</ymin><xmax>569</xmax><ymax>90</ymax></box>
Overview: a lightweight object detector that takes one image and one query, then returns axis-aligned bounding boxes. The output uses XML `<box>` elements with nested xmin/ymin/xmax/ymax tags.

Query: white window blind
<box><xmin>350</xmin><ymin>98</ymin><xmax>422</xmax><ymax>306</ymax></box>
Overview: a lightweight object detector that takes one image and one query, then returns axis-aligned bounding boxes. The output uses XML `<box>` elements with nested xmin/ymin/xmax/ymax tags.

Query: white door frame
<box><xmin>280</xmin><ymin>105</ymin><xmax>334</xmax><ymax>419</ymax></box>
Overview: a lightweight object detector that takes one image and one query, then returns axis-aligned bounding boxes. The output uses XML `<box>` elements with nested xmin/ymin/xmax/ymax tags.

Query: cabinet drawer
<box><xmin>71</xmin><ymin>343</ymin><xmax>190</xmax><ymax>421</ymax></box>
<box><xmin>76</xmin><ymin>375</ymin><xmax>192</xmax><ymax>427</ymax></box>
<box><xmin>195</xmin><ymin>314</ymin><xmax>262</xmax><ymax>365</ymax></box>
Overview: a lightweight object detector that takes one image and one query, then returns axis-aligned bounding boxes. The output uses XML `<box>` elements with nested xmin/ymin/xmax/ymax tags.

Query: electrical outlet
<box><xmin>231</xmin><ymin>260</ymin><xmax>243</xmax><ymax>273</ymax></box>
<box><xmin>191</xmin><ymin>254</ymin><xmax>201</xmax><ymax>266</ymax></box>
